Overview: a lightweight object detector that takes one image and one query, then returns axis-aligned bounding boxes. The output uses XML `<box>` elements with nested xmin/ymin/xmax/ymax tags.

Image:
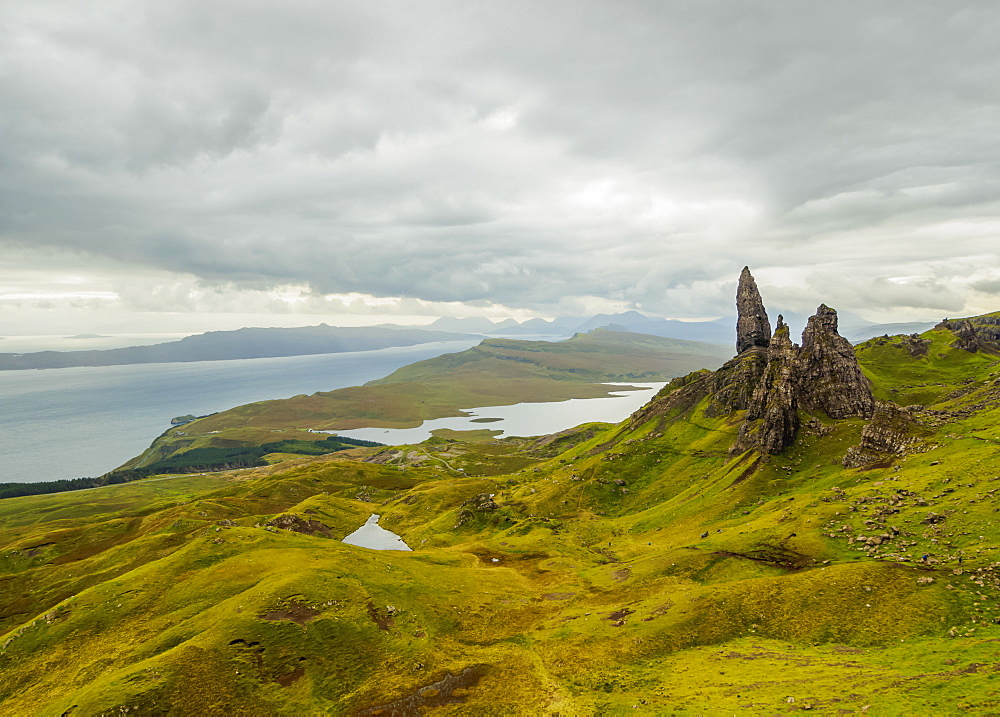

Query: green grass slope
<box><xmin>3</xmin><ymin>320</ymin><xmax>1000</xmax><ymax>713</ymax></box>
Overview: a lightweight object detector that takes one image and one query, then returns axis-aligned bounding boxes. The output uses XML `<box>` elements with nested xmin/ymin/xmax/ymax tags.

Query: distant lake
<box><xmin>0</xmin><ymin>340</ymin><xmax>481</xmax><ymax>484</ymax></box>
<box><xmin>331</xmin><ymin>382</ymin><xmax>666</xmax><ymax>444</ymax></box>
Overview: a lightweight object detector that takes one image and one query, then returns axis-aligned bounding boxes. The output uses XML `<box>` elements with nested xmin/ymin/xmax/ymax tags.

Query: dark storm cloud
<box><xmin>3</xmin><ymin>0</ymin><xmax>1000</xmax><ymax>318</ymax></box>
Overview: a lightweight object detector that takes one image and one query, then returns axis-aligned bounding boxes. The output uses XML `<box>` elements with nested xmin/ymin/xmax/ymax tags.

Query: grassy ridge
<box><xmin>3</xmin><ymin>321</ymin><xmax>1000</xmax><ymax>712</ymax></box>
<box><xmin>121</xmin><ymin>330</ymin><xmax>731</xmax><ymax>472</ymax></box>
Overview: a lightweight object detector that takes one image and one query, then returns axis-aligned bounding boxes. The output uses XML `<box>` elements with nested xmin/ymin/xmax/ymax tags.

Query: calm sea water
<box><xmin>0</xmin><ymin>340</ymin><xmax>481</xmax><ymax>483</ymax></box>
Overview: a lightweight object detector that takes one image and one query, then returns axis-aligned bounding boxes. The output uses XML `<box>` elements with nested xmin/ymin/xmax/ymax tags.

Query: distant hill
<box><xmin>0</xmin><ymin>325</ymin><xmax>477</xmax><ymax>370</ymax></box>
<box><xmin>426</xmin><ymin>316</ymin><xmax>519</xmax><ymax>333</ymax></box>
<box><xmin>118</xmin><ymin>329</ymin><xmax>733</xmax><ymax>472</ymax></box>
<box><xmin>487</xmin><ymin>316</ymin><xmax>585</xmax><ymax>335</ymax></box>
<box><xmin>841</xmin><ymin>320</ymin><xmax>938</xmax><ymax>343</ymax></box>
<box><xmin>486</xmin><ymin>310</ymin><xmax>940</xmax><ymax>346</ymax></box>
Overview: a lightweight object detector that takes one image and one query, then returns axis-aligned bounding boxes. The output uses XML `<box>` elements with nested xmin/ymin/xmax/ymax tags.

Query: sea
<box><xmin>0</xmin><ymin>337</ymin><xmax>663</xmax><ymax>484</ymax></box>
<box><xmin>0</xmin><ymin>339</ymin><xmax>480</xmax><ymax>484</ymax></box>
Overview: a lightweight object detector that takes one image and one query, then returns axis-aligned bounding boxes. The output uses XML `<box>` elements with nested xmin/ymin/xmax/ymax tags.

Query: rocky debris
<box><xmin>922</xmin><ymin>512</ymin><xmax>947</xmax><ymax>525</ymax></box>
<box><xmin>843</xmin><ymin>401</ymin><xmax>923</xmax><ymax>468</ymax></box>
<box><xmin>798</xmin><ymin>305</ymin><xmax>875</xmax><ymax>419</ymax></box>
<box><xmin>455</xmin><ymin>493</ymin><xmax>500</xmax><ymax>527</ymax></box>
<box><xmin>263</xmin><ymin>514</ymin><xmax>333</xmax><ymax>538</ymax></box>
<box><xmin>736</xmin><ymin>266</ymin><xmax>772</xmax><ymax>354</ymax></box>
<box><xmin>363</xmin><ymin>448</ymin><xmax>404</xmax><ymax>464</ymax></box>
<box><xmin>901</xmin><ymin>333</ymin><xmax>932</xmax><ymax>356</ymax></box>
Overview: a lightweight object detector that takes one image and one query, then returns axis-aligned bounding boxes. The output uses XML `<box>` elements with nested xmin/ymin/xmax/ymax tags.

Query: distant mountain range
<box><xmin>0</xmin><ymin>325</ymin><xmax>477</xmax><ymax>371</ymax></box>
<box><xmin>419</xmin><ymin>310</ymin><xmax>938</xmax><ymax>345</ymax></box>
<box><xmin>2</xmin><ymin>309</ymin><xmax>940</xmax><ymax>372</ymax></box>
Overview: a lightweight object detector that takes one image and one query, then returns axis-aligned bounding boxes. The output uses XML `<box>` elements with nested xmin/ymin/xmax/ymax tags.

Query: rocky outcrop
<box><xmin>455</xmin><ymin>492</ymin><xmax>500</xmax><ymax>527</ymax></box>
<box><xmin>938</xmin><ymin>317</ymin><xmax>1000</xmax><ymax>354</ymax></box>
<box><xmin>629</xmin><ymin>269</ymin><xmax>878</xmax><ymax>457</ymax></box>
<box><xmin>733</xmin><ymin>317</ymin><xmax>800</xmax><ymax>454</ymax></box>
<box><xmin>798</xmin><ymin>304</ymin><xmax>875</xmax><ymax>419</ymax></box>
<box><xmin>264</xmin><ymin>514</ymin><xmax>332</xmax><ymax>537</ymax></box>
<box><xmin>736</xmin><ymin>266</ymin><xmax>771</xmax><ymax>354</ymax></box>
<box><xmin>705</xmin><ymin>348</ymin><xmax>768</xmax><ymax>416</ymax></box>
<box><xmin>729</xmin><ymin>303</ymin><xmax>874</xmax><ymax>455</ymax></box>
<box><xmin>843</xmin><ymin>401</ymin><xmax>922</xmax><ymax>468</ymax></box>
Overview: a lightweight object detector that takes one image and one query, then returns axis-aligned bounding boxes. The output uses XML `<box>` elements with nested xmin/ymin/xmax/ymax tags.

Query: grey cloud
<box><xmin>3</xmin><ymin>0</ymin><xmax>1000</xmax><ymax>321</ymax></box>
<box><xmin>972</xmin><ymin>278</ymin><xmax>1000</xmax><ymax>295</ymax></box>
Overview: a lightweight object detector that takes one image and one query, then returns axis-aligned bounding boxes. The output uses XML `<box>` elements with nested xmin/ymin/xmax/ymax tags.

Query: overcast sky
<box><xmin>3</xmin><ymin>0</ymin><xmax>1000</xmax><ymax>335</ymax></box>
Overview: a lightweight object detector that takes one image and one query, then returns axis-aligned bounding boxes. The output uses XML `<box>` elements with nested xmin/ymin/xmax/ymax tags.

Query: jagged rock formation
<box><xmin>732</xmin><ymin>303</ymin><xmax>873</xmax><ymax>455</ymax></box>
<box><xmin>944</xmin><ymin>319</ymin><xmax>986</xmax><ymax>353</ymax></box>
<box><xmin>798</xmin><ymin>305</ymin><xmax>875</xmax><ymax>419</ymax></box>
<box><xmin>843</xmin><ymin>401</ymin><xmax>923</xmax><ymax>469</ymax></box>
<box><xmin>630</xmin><ymin>269</ymin><xmax>877</xmax><ymax>456</ymax></box>
<box><xmin>725</xmin><ymin>300</ymin><xmax>875</xmax><ymax>455</ymax></box>
<box><xmin>736</xmin><ymin>266</ymin><xmax>771</xmax><ymax>354</ymax></box>
<box><xmin>701</xmin><ymin>268</ymin><xmax>776</xmax><ymax>417</ymax></box>
<box><xmin>705</xmin><ymin>348</ymin><xmax>769</xmax><ymax>416</ymax></box>
<box><xmin>934</xmin><ymin>315</ymin><xmax>1000</xmax><ymax>353</ymax></box>
<box><xmin>970</xmin><ymin>314</ymin><xmax>1000</xmax><ymax>343</ymax></box>
<box><xmin>733</xmin><ymin>317</ymin><xmax>800</xmax><ymax>454</ymax></box>
<box><xmin>938</xmin><ymin>316</ymin><xmax>1000</xmax><ymax>354</ymax></box>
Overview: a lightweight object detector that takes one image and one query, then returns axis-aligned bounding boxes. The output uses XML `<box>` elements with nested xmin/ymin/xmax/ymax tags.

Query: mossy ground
<box><xmin>3</xmin><ymin>326</ymin><xmax>1000</xmax><ymax>714</ymax></box>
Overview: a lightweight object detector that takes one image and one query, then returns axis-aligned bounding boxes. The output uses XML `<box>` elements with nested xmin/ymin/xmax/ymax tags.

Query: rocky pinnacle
<box><xmin>736</xmin><ymin>266</ymin><xmax>771</xmax><ymax>354</ymax></box>
<box><xmin>798</xmin><ymin>304</ymin><xmax>875</xmax><ymax>419</ymax></box>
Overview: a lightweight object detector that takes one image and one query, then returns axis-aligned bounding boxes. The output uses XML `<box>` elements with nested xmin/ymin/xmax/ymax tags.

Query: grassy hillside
<box><xmin>120</xmin><ymin>330</ymin><xmax>731</xmax><ymax>473</ymax></box>
<box><xmin>4</xmin><ymin>319</ymin><xmax>1000</xmax><ymax>713</ymax></box>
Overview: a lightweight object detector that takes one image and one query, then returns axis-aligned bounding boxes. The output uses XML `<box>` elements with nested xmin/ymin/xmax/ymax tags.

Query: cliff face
<box><xmin>735</xmin><ymin>266</ymin><xmax>772</xmax><ymax>354</ymax></box>
<box><xmin>733</xmin><ymin>317</ymin><xmax>799</xmax><ymax>454</ymax></box>
<box><xmin>798</xmin><ymin>304</ymin><xmax>875</xmax><ymax>419</ymax></box>
<box><xmin>843</xmin><ymin>401</ymin><xmax>923</xmax><ymax>469</ymax></box>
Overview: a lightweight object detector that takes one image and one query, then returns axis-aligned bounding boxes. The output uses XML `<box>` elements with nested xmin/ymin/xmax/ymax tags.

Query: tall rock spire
<box><xmin>736</xmin><ymin>266</ymin><xmax>771</xmax><ymax>354</ymax></box>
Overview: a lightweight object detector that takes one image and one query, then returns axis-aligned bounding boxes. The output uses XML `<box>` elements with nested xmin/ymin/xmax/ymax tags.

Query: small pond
<box><xmin>342</xmin><ymin>514</ymin><xmax>412</xmax><ymax>551</ymax></box>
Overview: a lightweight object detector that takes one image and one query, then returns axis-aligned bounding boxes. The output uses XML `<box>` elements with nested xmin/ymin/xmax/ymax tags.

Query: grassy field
<box><xmin>2</xmin><ymin>321</ymin><xmax>1000</xmax><ymax>713</ymax></box>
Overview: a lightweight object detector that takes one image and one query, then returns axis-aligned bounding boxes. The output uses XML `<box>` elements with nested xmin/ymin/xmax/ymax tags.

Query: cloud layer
<box><xmin>3</xmin><ymin>0</ymin><xmax>1000</xmax><ymax>322</ymax></box>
